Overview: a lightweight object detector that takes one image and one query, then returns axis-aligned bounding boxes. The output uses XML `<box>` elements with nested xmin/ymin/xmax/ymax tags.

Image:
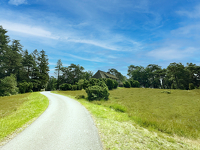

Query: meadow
<box><xmin>54</xmin><ymin>88</ymin><xmax>200</xmax><ymax>139</ymax></box>
<box><xmin>0</xmin><ymin>92</ymin><xmax>49</xmax><ymax>144</ymax></box>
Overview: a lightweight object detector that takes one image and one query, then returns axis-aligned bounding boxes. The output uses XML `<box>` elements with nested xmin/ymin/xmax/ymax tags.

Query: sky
<box><xmin>1</xmin><ymin>0</ymin><xmax>200</xmax><ymax>77</ymax></box>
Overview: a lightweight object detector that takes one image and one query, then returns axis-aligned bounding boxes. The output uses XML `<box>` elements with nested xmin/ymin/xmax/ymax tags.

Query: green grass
<box><xmin>53</xmin><ymin>90</ymin><xmax>200</xmax><ymax>149</ymax></box>
<box><xmin>0</xmin><ymin>92</ymin><xmax>49</xmax><ymax>143</ymax></box>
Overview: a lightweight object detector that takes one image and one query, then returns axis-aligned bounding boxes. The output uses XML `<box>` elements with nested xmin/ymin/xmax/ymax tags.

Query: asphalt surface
<box><xmin>0</xmin><ymin>92</ymin><xmax>103</xmax><ymax>150</ymax></box>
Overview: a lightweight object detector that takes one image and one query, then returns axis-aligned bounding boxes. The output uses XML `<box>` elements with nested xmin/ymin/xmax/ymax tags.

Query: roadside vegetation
<box><xmin>53</xmin><ymin>88</ymin><xmax>200</xmax><ymax>149</ymax></box>
<box><xmin>0</xmin><ymin>92</ymin><xmax>49</xmax><ymax>144</ymax></box>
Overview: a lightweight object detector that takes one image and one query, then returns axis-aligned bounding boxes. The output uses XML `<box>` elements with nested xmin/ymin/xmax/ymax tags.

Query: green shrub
<box><xmin>113</xmin><ymin>80</ymin><xmax>118</xmax><ymax>89</ymax></box>
<box><xmin>0</xmin><ymin>74</ymin><xmax>18</xmax><ymax>96</ymax></box>
<box><xmin>76</xmin><ymin>84</ymin><xmax>83</xmax><ymax>90</ymax></box>
<box><xmin>189</xmin><ymin>83</ymin><xmax>195</xmax><ymax>90</ymax></box>
<box><xmin>86</xmin><ymin>85</ymin><xmax>109</xmax><ymax>101</ymax></box>
<box><xmin>75</xmin><ymin>94</ymin><xmax>85</xmax><ymax>99</ymax></box>
<box><xmin>83</xmin><ymin>79</ymin><xmax>90</xmax><ymax>89</ymax></box>
<box><xmin>106</xmin><ymin>78</ymin><xmax>114</xmax><ymax>90</ymax></box>
<box><xmin>71</xmin><ymin>85</ymin><xmax>77</xmax><ymax>91</ymax></box>
<box><xmin>60</xmin><ymin>83</ymin><xmax>72</xmax><ymax>90</ymax></box>
<box><xmin>124</xmin><ymin>81</ymin><xmax>131</xmax><ymax>88</ymax></box>
<box><xmin>130</xmin><ymin>80</ymin><xmax>140</xmax><ymax>87</ymax></box>
<box><xmin>109</xmin><ymin>104</ymin><xmax>127</xmax><ymax>112</ymax></box>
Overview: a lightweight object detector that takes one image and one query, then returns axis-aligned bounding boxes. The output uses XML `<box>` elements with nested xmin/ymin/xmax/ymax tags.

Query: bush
<box><xmin>113</xmin><ymin>80</ymin><xmax>118</xmax><ymax>89</ymax></box>
<box><xmin>60</xmin><ymin>83</ymin><xmax>72</xmax><ymax>90</ymax></box>
<box><xmin>76</xmin><ymin>84</ymin><xmax>83</xmax><ymax>90</ymax></box>
<box><xmin>124</xmin><ymin>81</ymin><xmax>131</xmax><ymax>88</ymax></box>
<box><xmin>189</xmin><ymin>83</ymin><xmax>195</xmax><ymax>90</ymax></box>
<box><xmin>130</xmin><ymin>80</ymin><xmax>140</xmax><ymax>87</ymax></box>
<box><xmin>75</xmin><ymin>95</ymin><xmax>85</xmax><ymax>99</ymax></box>
<box><xmin>71</xmin><ymin>85</ymin><xmax>77</xmax><ymax>91</ymax></box>
<box><xmin>0</xmin><ymin>74</ymin><xmax>18</xmax><ymax>96</ymax></box>
<box><xmin>86</xmin><ymin>84</ymin><xmax>109</xmax><ymax>101</ymax></box>
<box><xmin>106</xmin><ymin>78</ymin><xmax>114</xmax><ymax>90</ymax></box>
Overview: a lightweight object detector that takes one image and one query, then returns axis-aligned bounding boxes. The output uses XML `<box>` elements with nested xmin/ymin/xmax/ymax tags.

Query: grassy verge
<box><xmin>53</xmin><ymin>90</ymin><xmax>200</xmax><ymax>149</ymax></box>
<box><xmin>0</xmin><ymin>92</ymin><xmax>49</xmax><ymax>144</ymax></box>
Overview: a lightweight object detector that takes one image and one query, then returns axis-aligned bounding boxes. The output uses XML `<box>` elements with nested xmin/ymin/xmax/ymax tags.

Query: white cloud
<box><xmin>147</xmin><ymin>46</ymin><xmax>196</xmax><ymax>60</ymax></box>
<box><xmin>66</xmin><ymin>38</ymin><xmax>118</xmax><ymax>51</ymax></box>
<box><xmin>177</xmin><ymin>4</ymin><xmax>200</xmax><ymax>18</ymax></box>
<box><xmin>8</xmin><ymin>0</ymin><xmax>27</xmax><ymax>6</ymax></box>
<box><xmin>1</xmin><ymin>21</ymin><xmax>58</xmax><ymax>39</ymax></box>
<box><xmin>67</xmin><ymin>53</ymin><xmax>104</xmax><ymax>62</ymax></box>
<box><xmin>171</xmin><ymin>24</ymin><xmax>200</xmax><ymax>38</ymax></box>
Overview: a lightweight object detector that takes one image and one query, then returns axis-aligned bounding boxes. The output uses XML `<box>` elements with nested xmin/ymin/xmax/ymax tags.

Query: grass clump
<box><xmin>161</xmin><ymin>90</ymin><xmax>171</xmax><ymax>94</ymax></box>
<box><xmin>109</xmin><ymin>104</ymin><xmax>127</xmax><ymax>112</ymax></box>
<box><xmin>0</xmin><ymin>92</ymin><xmax>49</xmax><ymax>143</ymax></box>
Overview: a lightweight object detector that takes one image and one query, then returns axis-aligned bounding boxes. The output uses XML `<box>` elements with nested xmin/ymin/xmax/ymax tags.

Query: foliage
<box><xmin>60</xmin><ymin>83</ymin><xmax>72</xmax><ymax>90</ymax></box>
<box><xmin>75</xmin><ymin>94</ymin><xmax>85</xmax><ymax>99</ymax></box>
<box><xmin>189</xmin><ymin>83</ymin><xmax>195</xmax><ymax>90</ymax></box>
<box><xmin>129</xmin><ymin>80</ymin><xmax>140</xmax><ymax>87</ymax></box>
<box><xmin>18</xmin><ymin>82</ymin><xmax>33</xmax><ymax>93</ymax></box>
<box><xmin>123</xmin><ymin>81</ymin><xmax>131</xmax><ymax>88</ymax></box>
<box><xmin>0</xmin><ymin>26</ymin><xmax>49</xmax><ymax>95</ymax></box>
<box><xmin>71</xmin><ymin>85</ymin><xmax>77</xmax><ymax>91</ymax></box>
<box><xmin>55</xmin><ymin>59</ymin><xmax>63</xmax><ymax>89</ymax></box>
<box><xmin>128</xmin><ymin>63</ymin><xmax>200</xmax><ymax>90</ymax></box>
<box><xmin>108</xmin><ymin>68</ymin><xmax>126</xmax><ymax>82</ymax></box>
<box><xmin>86</xmin><ymin>81</ymin><xmax>109</xmax><ymax>100</ymax></box>
<box><xmin>86</xmin><ymin>85</ymin><xmax>109</xmax><ymax>101</ymax></box>
<box><xmin>106</xmin><ymin>78</ymin><xmax>114</xmax><ymax>90</ymax></box>
<box><xmin>46</xmin><ymin>76</ymin><xmax>57</xmax><ymax>91</ymax></box>
<box><xmin>0</xmin><ymin>74</ymin><xmax>18</xmax><ymax>96</ymax></box>
<box><xmin>113</xmin><ymin>80</ymin><xmax>118</xmax><ymax>89</ymax></box>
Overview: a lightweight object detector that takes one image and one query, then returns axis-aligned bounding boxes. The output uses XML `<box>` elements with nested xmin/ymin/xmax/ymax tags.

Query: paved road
<box><xmin>0</xmin><ymin>92</ymin><xmax>103</xmax><ymax>150</ymax></box>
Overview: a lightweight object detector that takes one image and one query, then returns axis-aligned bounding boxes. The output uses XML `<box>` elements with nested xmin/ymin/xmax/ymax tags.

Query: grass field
<box><xmin>55</xmin><ymin>88</ymin><xmax>200</xmax><ymax>139</ymax></box>
<box><xmin>0</xmin><ymin>92</ymin><xmax>49</xmax><ymax>144</ymax></box>
<box><xmin>53</xmin><ymin>90</ymin><xmax>200</xmax><ymax>149</ymax></box>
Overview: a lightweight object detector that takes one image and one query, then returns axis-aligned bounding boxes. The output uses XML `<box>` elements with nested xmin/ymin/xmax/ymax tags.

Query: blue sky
<box><xmin>1</xmin><ymin>0</ymin><xmax>200</xmax><ymax>76</ymax></box>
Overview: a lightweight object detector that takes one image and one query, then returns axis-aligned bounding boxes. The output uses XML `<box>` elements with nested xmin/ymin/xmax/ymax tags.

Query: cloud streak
<box><xmin>67</xmin><ymin>53</ymin><xmax>104</xmax><ymax>62</ymax></box>
<box><xmin>1</xmin><ymin>21</ymin><xmax>58</xmax><ymax>39</ymax></box>
<box><xmin>8</xmin><ymin>0</ymin><xmax>27</xmax><ymax>6</ymax></box>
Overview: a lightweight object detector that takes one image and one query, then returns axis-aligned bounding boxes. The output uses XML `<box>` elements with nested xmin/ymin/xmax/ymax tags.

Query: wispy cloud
<box><xmin>176</xmin><ymin>4</ymin><xmax>200</xmax><ymax>18</ymax></box>
<box><xmin>1</xmin><ymin>21</ymin><xmax>58</xmax><ymax>39</ymax></box>
<box><xmin>147</xmin><ymin>46</ymin><xmax>197</xmax><ymax>60</ymax></box>
<box><xmin>66</xmin><ymin>53</ymin><xmax>104</xmax><ymax>62</ymax></box>
<box><xmin>8</xmin><ymin>0</ymin><xmax>27</xmax><ymax>6</ymax></box>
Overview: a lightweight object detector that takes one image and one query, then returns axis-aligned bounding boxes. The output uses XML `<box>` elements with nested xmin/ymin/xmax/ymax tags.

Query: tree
<box><xmin>108</xmin><ymin>68</ymin><xmax>126</xmax><ymax>82</ymax></box>
<box><xmin>84</xmin><ymin>70</ymin><xmax>93</xmax><ymax>80</ymax></box>
<box><xmin>146</xmin><ymin>64</ymin><xmax>162</xmax><ymax>88</ymax></box>
<box><xmin>21</xmin><ymin>50</ymin><xmax>35</xmax><ymax>81</ymax></box>
<box><xmin>46</xmin><ymin>76</ymin><xmax>57</xmax><ymax>91</ymax></box>
<box><xmin>55</xmin><ymin>59</ymin><xmax>63</xmax><ymax>89</ymax></box>
<box><xmin>38</xmin><ymin>50</ymin><xmax>49</xmax><ymax>89</ymax></box>
<box><xmin>0</xmin><ymin>26</ymin><xmax>10</xmax><ymax>79</ymax></box>
<box><xmin>128</xmin><ymin>65</ymin><xmax>147</xmax><ymax>87</ymax></box>
<box><xmin>167</xmin><ymin>63</ymin><xmax>188</xmax><ymax>89</ymax></box>
<box><xmin>61</xmin><ymin>64</ymin><xmax>85</xmax><ymax>85</ymax></box>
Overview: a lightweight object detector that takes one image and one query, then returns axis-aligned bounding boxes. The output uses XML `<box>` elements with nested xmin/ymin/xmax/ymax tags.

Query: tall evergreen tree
<box><xmin>38</xmin><ymin>50</ymin><xmax>49</xmax><ymax>89</ymax></box>
<box><xmin>55</xmin><ymin>59</ymin><xmax>62</xmax><ymax>89</ymax></box>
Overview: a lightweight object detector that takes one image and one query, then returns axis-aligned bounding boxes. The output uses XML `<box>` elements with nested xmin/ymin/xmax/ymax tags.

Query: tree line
<box><xmin>0</xmin><ymin>26</ymin><xmax>49</xmax><ymax>96</ymax></box>
<box><xmin>1</xmin><ymin>25</ymin><xmax>200</xmax><ymax>97</ymax></box>
<box><xmin>127</xmin><ymin>63</ymin><xmax>200</xmax><ymax>90</ymax></box>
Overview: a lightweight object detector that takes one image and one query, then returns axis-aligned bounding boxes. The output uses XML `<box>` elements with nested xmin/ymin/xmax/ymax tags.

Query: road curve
<box><xmin>0</xmin><ymin>92</ymin><xmax>103</xmax><ymax>150</ymax></box>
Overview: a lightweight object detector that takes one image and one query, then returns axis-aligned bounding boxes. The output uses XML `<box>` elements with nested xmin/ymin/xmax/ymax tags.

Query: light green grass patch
<box><xmin>0</xmin><ymin>92</ymin><xmax>49</xmax><ymax>144</ymax></box>
<box><xmin>53</xmin><ymin>91</ymin><xmax>200</xmax><ymax>149</ymax></box>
